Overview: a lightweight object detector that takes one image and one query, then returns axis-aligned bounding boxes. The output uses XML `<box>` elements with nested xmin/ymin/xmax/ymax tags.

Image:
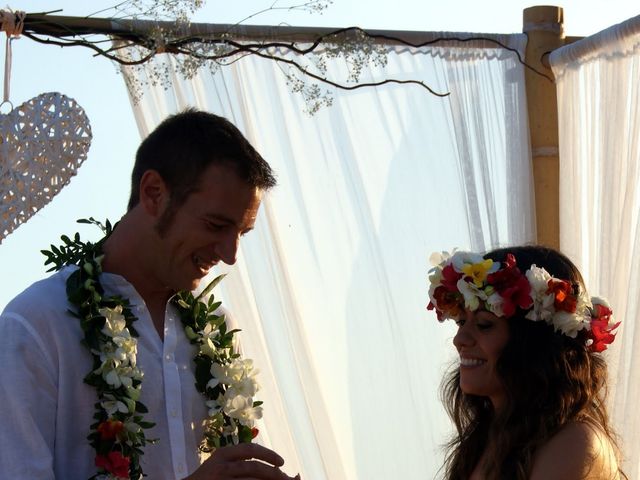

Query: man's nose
<box><xmin>215</xmin><ymin>232</ymin><xmax>240</xmax><ymax>265</ymax></box>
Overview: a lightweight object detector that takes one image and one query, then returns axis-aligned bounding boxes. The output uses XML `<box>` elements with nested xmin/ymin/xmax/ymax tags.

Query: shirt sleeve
<box><xmin>0</xmin><ymin>312</ymin><xmax>57</xmax><ymax>479</ymax></box>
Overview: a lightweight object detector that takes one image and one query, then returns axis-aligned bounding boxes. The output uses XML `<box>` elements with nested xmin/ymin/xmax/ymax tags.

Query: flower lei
<box><xmin>42</xmin><ymin>219</ymin><xmax>263</xmax><ymax>480</ymax></box>
<box><xmin>427</xmin><ymin>250</ymin><xmax>620</xmax><ymax>352</ymax></box>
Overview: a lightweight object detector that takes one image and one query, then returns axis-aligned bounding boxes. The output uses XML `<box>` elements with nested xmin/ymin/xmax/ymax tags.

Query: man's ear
<box><xmin>139</xmin><ymin>170</ymin><xmax>169</xmax><ymax>217</ymax></box>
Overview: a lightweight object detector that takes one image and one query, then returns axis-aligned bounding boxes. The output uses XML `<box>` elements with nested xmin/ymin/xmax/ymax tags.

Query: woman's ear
<box><xmin>138</xmin><ymin>169</ymin><xmax>169</xmax><ymax>217</ymax></box>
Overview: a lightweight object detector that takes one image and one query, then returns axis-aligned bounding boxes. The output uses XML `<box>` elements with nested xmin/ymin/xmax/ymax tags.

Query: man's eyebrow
<box><xmin>204</xmin><ymin>213</ymin><xmax>255</xmax><ymax>233</ymax></box>
<box><xmin>204</xmin><ymin>213</ymin><xmax>236</xmax><ymax>225</ymax></box>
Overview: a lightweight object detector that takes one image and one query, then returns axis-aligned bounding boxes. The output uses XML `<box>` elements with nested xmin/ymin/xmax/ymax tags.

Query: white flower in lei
<box><xmin>174</xmin><ymin>276</ymin><xmax>263</xmax><ymax>451</ymax></box>
<box><xmin>42</xmin><ymin>218</ymin><xmax>264</xmax><ymax>479</ymax></box>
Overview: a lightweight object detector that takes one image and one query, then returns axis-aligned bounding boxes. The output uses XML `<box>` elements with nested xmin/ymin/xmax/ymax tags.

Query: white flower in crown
<box><xmin>429</xmin><ymin>250</ymin><xmax>454</xmax><ymax>268</ymax></box>
<box><xmin>552</xmin><ymin>311</ymin><xmax>587</xmax><ymax>338</ymax></box>
<box><xmin>485</xmin><ymin>292</ymin><xmax>506</xmax><ymax>317</ymax></box>
<box><xmin>551</xmin><ymin>293</ymin><xmax>592</xmax><ymax>338</ymax></box>
<box><xmin>428</xmin><ymin>268</ymin><xmax>443</xmax><ymax>299</ymax></box>
<box><xmin>525</xmin><ymin>265</ymin><xmax>555</xmax><ymax>322</ymax></box>
<box><xmin>457</xmin><ymin>278</ymin><xmax>487</xmax><ymax>311</ymax></box>
<box><xmin>451</xmin><ymin>251</ymin><xmax>489</xmax><ymax>273</ymax></box>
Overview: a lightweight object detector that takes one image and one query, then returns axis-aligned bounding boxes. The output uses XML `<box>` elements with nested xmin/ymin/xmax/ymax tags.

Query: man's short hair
<box><xmin>127</xmin><ymin>109</ymin><xmax>276</xmax><ymax>211</ymax></box>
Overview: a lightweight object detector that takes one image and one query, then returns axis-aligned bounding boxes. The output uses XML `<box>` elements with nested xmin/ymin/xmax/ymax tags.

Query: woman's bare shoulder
<box><xmin>530</xmin><ymin>422</ymin><xmax>620</xmax><ymax>480</ymax></box>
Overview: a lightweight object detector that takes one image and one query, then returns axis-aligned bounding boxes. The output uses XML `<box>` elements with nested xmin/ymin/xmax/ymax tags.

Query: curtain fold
<box><xmin>550</xmin><ymin>15</ymin><xmax>640</xmax><ymax>479</ymax></box>
<box><xmin>121</xmin><ymin>33</ymin><xmax>534</xmax><ymax>479</ymax></box>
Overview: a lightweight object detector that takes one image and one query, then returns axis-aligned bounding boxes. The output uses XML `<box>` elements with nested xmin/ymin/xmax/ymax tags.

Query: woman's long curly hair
<box><xmin>441</xmin><ymin>246</ymin><xmax>625</xmax><ymax>479</ymax></box>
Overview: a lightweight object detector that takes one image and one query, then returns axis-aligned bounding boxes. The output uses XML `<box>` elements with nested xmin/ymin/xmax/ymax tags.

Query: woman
<box><xmin>428</xmin><ymin>246</ymin><xmax>625</xmax><ymax>480</ymax></box>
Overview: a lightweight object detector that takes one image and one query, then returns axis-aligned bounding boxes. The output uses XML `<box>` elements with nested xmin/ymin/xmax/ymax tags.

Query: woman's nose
<box><xmin>453</xmin><ymin>310</ymin><xmax>475</xmax><ymax>349</ymax></box>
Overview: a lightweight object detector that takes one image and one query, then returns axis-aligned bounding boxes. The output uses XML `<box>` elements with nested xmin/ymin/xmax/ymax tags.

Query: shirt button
<box><xmin>165</xmin><ymin>354</ymin><xmax>173</xmax><ymax>361</ymax></box>
<box><xmin>177</xmin><ymin>464</ymin><xmax>185</xmax><ymax>473</ymax></box>
<box><xmin>171</xmin><ymin>409</ymin><xmax>178</xmax><ymax>417</ymax></box>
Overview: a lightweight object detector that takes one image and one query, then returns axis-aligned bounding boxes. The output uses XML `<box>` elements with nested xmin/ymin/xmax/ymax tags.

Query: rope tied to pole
<box><xmin>0</xmin><ymin>10</ymin><xmax>26</xmax><ymax>37</ymax></box>
<box><xmin>1</xmin><ymin>10</ymin><xmax>26</xmax><ymax>109</ymax></box>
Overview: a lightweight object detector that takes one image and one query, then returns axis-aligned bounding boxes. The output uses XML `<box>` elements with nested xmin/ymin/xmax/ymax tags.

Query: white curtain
<box><xmin>550</xmin><ymin>15</ymin><xmax>640</xmax><ymax>479</ymax></box>
<box><xmin>122</xmin><ymin>33</ymin><xmax>534</xmax><ymax>479</ymax></box>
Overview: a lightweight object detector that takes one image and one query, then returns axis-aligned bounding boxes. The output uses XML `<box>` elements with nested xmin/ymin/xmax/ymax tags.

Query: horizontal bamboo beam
<box><xmin>22</xmin><ymin>12</ymin><xmax>522</xmax><ymax>47</ymax></box>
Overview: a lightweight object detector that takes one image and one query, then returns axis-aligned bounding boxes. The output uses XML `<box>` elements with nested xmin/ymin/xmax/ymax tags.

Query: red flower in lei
<box><xmin>486</xmin><ymin>254</ymin><xmax>532</xmax><ymax>317</ymax></box>
<box><xmin>95</xmin><ymin>451</ymin><xmax>131</xmax><ymax>479</ymax></box>
<box><xmin>547</xmin><ymin>278</ymin><xmax>578</xmax><ymax>313</ymax></box>
<box><xmin>589</xmin><ymin>304</ymin><xmax>620</xmax><ymax>353</ymax></box>
<box><xmin>97</xmin><ymin>420</ymin><xmax>125</xmax><ymax>441</ymax></box>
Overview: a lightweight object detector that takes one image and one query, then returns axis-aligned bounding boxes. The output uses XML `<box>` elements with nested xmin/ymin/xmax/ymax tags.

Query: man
<box><xmin>0</xmin><ymin>110</ymin><xmax>298</xmax><ymax>480</ymax></box>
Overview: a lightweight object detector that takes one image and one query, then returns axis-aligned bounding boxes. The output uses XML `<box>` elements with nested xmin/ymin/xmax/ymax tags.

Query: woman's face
<box><xmin>453</xmin><ymin>309</ymin><xmax>510</xmax><ymax>409</ymax></box>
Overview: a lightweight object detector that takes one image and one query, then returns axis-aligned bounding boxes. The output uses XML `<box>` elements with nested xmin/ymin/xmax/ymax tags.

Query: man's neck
<box><xmin>101</xmin><ymin>211</ymin><xmax>173</xmax><ymax>338</ymax></box>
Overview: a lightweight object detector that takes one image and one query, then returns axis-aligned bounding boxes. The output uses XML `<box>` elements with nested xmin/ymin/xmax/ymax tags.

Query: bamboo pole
<box><xmin>523</xmin><ymin>6</ymin><xmax>565</xmax><ymax>249</ymax></box>
<box><xmin>21</xmin><ymin>12</ymin><xmax>522</xmax><ymax>47</ymax></box>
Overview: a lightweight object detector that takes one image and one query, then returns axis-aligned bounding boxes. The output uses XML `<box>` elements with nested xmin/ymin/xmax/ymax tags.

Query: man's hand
<box><xmin>185</xmin><ymin>443</ymin><xmax>300</xmax><ymax>480</ymax></box>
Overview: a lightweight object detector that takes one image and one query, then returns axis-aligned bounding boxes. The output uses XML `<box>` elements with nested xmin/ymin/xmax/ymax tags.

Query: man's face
<box><xmin>149</xmin><ymin>163</ymin><xmax>263</xmax><ymax>293</ymax></box>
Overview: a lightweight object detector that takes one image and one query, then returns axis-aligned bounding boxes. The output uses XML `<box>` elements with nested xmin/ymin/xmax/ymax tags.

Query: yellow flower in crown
<box><xmin>461</xmin><ymin>259</ymin><xmax>495</xmax><ymax>287</ymax></box>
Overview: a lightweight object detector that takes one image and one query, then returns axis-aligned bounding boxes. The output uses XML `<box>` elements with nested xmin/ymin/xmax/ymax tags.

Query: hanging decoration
<box><xmin>0</xmin><ymin>10</ymin><xmax>92</xmax><ymax>243</ymax></box>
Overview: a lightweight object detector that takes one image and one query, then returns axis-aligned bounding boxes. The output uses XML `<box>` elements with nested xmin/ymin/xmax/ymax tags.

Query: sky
<box><xmin>1</xmin><ymin>0</ymin><xmax>639</xmax><ymax>309</ymax></box>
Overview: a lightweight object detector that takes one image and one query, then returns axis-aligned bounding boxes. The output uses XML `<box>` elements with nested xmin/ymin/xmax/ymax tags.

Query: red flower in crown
<box><xmin>498</xmin><ymin>276</ymin><xmax>533</xmax><ymax>317</ymax></box>
<box><xmin>547</xmin><ymin>279</ymin><xmax>578</xmax><ymax>313</ymax></box>
<box><xmin>588</xmin><ymin>303</ymin><xmax>620</xmax><ymax>352</ymax></box>
<box><xmin>486</xmin><ymin>254</ymin><xmax>532</xmax><ymax>317</ymax></box>
<box><xmin>593</xmin><ymin>303</ymin><xmax>613</xmax><ymax>323</ymax></box>
<box><xmin>441</xmin><ymin>264</ymin><xmax>463</xmax><ymax>291</ymax></box>
<box><xmin>95</xmin><ymin>451</ymin><xmax>131</xmax><ymax>479</ymax></box>
<box><xmin>428</xmin><ymin>286</ymin><xmax>464</xmax><ymax>321</ymax></box>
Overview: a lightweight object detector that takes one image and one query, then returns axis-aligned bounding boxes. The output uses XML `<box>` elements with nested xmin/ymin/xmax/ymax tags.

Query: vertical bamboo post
<box><xmin>523</xmin><ymin>6</ymin><xmax>564</xmax><ymax>249</ymax></box>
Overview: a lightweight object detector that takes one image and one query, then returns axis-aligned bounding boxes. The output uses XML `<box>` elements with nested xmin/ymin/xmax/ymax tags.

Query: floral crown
<box><xmin>427</xmin><ymin>250</ymin><xmax>620</xmax><ymax>352</ymax></box>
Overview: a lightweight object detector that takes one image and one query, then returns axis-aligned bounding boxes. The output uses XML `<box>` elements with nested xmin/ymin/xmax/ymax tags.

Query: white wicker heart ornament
<box><xmin>0</xmin><ymin>92</ymin><xmax>92</xmax><ymax>243</ymax></box>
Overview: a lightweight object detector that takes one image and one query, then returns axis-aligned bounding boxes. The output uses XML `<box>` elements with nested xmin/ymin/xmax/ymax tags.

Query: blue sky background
<box><xmin>1</xmin><ymin>0</ymin><xmax>639</xmax><ymax>308</ymax></box>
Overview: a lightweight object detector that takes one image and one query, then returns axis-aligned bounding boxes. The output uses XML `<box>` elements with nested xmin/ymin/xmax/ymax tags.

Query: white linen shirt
<box><xmin>0</xmin><ymin>266</ymin><xmax>209</xmax><ymax>479</ymax></box>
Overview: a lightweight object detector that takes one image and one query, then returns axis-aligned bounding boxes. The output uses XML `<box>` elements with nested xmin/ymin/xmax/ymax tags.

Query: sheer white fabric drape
<box><xmin>550</xmin><ymin>15</ymin><xmax>640</xmax><ymax>478</ymax></box>
<box><xmin>123</xmin><ymin>34</ymin><xmax>534</xmax><ymax>479</ymax></box>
